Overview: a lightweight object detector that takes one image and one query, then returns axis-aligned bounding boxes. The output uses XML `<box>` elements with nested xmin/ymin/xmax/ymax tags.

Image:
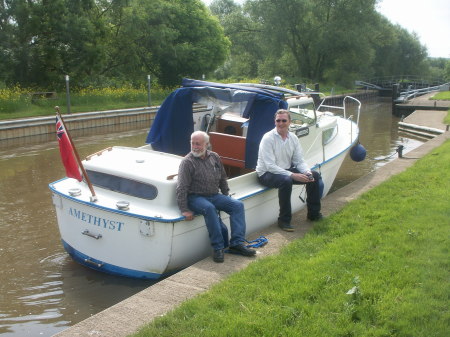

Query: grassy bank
<box><xmin>432</xmin><ymin>91</ymin><xmax>450</xmax><ymax>124</ymax></box>
<box><xmin>433</xmin><ymin>91</ymin><xmax>450</xmax><ymax>124</ymax></box>
<box><xmin>0</xmin><ymin>86</ymin><xmax>173</xmax><ymax>120</ymax></box>
<box><xmin>0</xmin><ymin>83</ymin><xmax>378</xmax><ymax>121</ymax></box>
<box><xmin>132</xmin><ymin>139</ymin><xmax>450</xmax><ymax>337</ymax></box>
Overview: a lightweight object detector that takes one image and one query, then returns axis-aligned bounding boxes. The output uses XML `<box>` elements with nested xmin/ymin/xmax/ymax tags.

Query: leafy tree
<box><xmin>370</xmin><ymin>14</ymin><xmax>428</xmax><ymax>81</ymax></box>
<box><xmin>213</xmin><ymin>0</ymin><xmax>431</xmax><ymax>86</ymax></box>
<box><xmin>0</xmin><ymin>0</ymin><xmax>35</xmax><ymax>86</ymax></box>
<box><xmin>0</xmin><ymin>0</ymin><xmax>110</xmax><ymax>87</ymax></box>
<box><xmin>244</xmin><ymin>0</ymin><xmax>381</xmax><ymax>84</ymax></box>
<box><xmin>0</xmin><ymin>0</ymin><xmax>229</xmax><ymax>88</ymax></box>
<box><xmin>210</xmin><ymin>0</ymin><xmax>262</xmax><ymax>79</ymax></box>
<box><xmin>33</xmin><ymin>0</ymin><xmax>109</xmax><ymax>85</ymax></box>
<box><xmin>124</xmin><ymin>0</ymin><xmax>230</xmax><ymax>86</ymax></box>
<box><xmin>0</xmin><ymin>0</ymin><xmax>435</xmax><ymax>89</ymax></box>
<box><xmin>427</xmin><ymin>57</ymin><xmax>449</xmax><ymax>81</ymax></box>
<box><xmin>445</xmin><ymin>60</ymin><xmax>450</xmax><ymax>81</ymax></box>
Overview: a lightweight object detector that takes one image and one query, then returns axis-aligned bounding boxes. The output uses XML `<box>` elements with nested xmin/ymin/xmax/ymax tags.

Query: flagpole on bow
<box><xmin>55</xmin><ymin>106</ymin><xmax>98</xmax><ymax>202</ymax></box>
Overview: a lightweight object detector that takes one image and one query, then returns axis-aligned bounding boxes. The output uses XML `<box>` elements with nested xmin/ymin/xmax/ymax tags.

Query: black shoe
<box><xmin>229</xmin><ymin>244</ymin><xmax>256</xmax><ymax>256</ymax></box>
<box><xmin>278</xmin><ymin>222</ymin><xmax>294</xmax><ymax>232</ymax></box>
<box><xmin>213</xmin><ymin>249</ymin><xmax>224</xmax><ymax>263</ymax></box>
<box><xmin>307</xmin><ymin>212</ymin><xmax>323</xmax><ymax>221</ymax></box>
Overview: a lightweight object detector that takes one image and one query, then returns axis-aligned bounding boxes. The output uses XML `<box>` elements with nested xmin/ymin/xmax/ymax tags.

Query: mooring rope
<box><xmin>244</xmin><ymin>236</ymin><xmax>268</xmax><ymax>248</ymax></box>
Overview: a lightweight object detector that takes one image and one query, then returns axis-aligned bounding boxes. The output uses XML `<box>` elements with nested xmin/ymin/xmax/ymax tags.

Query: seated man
<box><xmin>256</xmin><ymin>109</ymin><xmax>323</xmax><ymax>232</ymax></box>
<box><xmin>176</xmin><ymin>131</ymin><xmax>256</xmax><ymax>263</ymax></box>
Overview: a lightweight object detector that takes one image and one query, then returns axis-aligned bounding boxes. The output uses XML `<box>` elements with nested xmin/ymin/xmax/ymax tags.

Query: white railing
<box><xmin>317</xmin><ymin>96</ymin><xmax>362</xmax><ymax>125</ymax></box>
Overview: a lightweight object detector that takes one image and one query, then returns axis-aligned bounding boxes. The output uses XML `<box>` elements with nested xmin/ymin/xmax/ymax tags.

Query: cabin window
<box><xmin>322</xmin><ymin>125</ymin><xmax>338</xmax><ymax>145</ymax></box>
<box><xmin>86</xmin><ymin>170</ymin><xmax>158</xmax><ymax>200</ymax></box>
<box><xmin>289</xmin><ymin>102</ymin><xmax>316</xmax><ymax>126</ymax></box>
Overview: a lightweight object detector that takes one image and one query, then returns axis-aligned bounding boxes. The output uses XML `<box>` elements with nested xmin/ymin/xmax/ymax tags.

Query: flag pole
<box><xmin>55</xmin><ymin>106</ymin><xmax>98</xmax><ymax>202</ymax></box>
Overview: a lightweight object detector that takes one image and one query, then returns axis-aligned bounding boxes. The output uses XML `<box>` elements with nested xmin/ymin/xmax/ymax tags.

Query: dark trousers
<box><xmin>258</xmin><ymin>169</ymin><xmax>321</xmax><ymax>224</ymax></box>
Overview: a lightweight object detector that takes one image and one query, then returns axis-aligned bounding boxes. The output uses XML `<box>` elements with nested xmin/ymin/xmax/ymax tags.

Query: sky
<box><xmin>377</xmin><ymin>0</ymin><xmax>449</xmax><ymax>58</ymax></box>
<box><xmin>202</xmin><ymin>0</ymin><xmax>450</xmax><ymax>58</ymax></box>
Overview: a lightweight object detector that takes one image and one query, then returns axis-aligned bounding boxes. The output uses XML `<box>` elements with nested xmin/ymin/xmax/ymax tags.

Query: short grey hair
<box><xmin>191</xmin><ymin>130</ymin><xmax>210</xmax><ymax>143</ymax></box>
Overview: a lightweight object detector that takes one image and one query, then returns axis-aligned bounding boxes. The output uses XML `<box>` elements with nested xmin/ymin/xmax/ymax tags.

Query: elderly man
<box><xmin>256</xmin><ymin>109</ymin><xmax>323</xmax><ymax>232</ymax></box>
<box><xmin>176</xmin><ymin>131</ymin><xmax>256</xmax><ymax>263</ymax></box>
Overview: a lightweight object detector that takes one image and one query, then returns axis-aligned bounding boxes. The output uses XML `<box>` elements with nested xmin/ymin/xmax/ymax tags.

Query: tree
<box><xmin>244</xmin><ymin>0</ymin><xmax>382</xmax><ymax>84</ymax></box>
<box><xmin>210</xmin><ymin>0</ymin><xmax>262</xmax><ymax>79</ymax></box>
<box><xmin>370</xmin><ymin>14</ymin><xmax>428</xmax><ymax>80</ymax></box>
<box><xmin>214</xmin><ymin>0</ymin><xmax>430</xmax><ymax>86</ymax></box>
<box><xmin>427</xmin><ymin>57</ymin><xmax>449</xmax><ymax>81</ymax></box>
<box><xmin>445</xmin><ymin>60</ymin><xmax>450</xmax><ymax>81</ymax></box>
<box><xmin>0</xmin><ymin>0</ymin><xmax>111</xmax><ymax>87</ymax></box>
<box><xmin>0</xmin><ymin>0</ymin><xmax>230</xmax><ymax>88</ymax></box>
<box><xmin>124</xmin><ymin>0</ymin><xmax>230</xmax><ymax>86</ymax></box>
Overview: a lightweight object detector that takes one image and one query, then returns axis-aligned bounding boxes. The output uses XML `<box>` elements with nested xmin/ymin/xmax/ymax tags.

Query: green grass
<box><xmin>432</xmin><ymin>91</ymin><xmax>450</xmax><ymax>100</ymax></box>
<box><xmin>0</xmin><ymin>86</ymin><xmax>173</xmax><ymax>120</ymax></box>
<box><xmin>0</xmin><ymin>81</ymin><xmax>357</xmax><ymax>121</ymax></box>
<box><xmin>131</xmin><ymin>140</ymin><xmax>450</xmax><ymax>337</ymax></box>
<box><xmin>432</xmin><ymin>91</ymin><xmax>450</xmax><ymax>124</ymax></box>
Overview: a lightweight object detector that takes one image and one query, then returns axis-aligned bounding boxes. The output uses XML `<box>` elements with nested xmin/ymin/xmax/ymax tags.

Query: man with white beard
<box><xmin>176</xmin><ymin>131</ymin><xmax>256</xmax><ymax>263</ymax></box>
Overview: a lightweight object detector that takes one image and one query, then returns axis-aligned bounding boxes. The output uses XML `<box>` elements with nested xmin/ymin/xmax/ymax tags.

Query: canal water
<box><xmin>0</xmin><ymin>97</ymin><xmax>423</xmax><ymax>337</ymax></box>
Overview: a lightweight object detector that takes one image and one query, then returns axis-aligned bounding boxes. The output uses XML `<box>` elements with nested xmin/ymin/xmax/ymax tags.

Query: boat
<box><xmin>49</xmin><ymin>78</ymin><xmax>362</xmax><ymax>279</ymax></box>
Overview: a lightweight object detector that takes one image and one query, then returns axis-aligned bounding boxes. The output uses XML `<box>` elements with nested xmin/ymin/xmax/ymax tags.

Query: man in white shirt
<box><xmin>256</xmin><ymin>109</ymin><xmax>322</xmax><ymax>231</ymax></box>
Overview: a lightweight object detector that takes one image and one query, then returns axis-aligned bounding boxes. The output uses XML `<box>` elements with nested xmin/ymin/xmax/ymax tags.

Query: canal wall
<box><xmin>318</xmin><ymin>90</ymin><xmax>379</xmax><ymax>106</ymax></box>
<box><xmin>0</xmin><ymin>104</ymin><xmax>215</xmax><ymax>141</ymax></box>
<box><xmin>0</xmin><ymin>106</ymin><xmax>158</xmax><ymax>141</ymax></box>
<box><xmin>51</xmin><ymin>109</ymin><xmax>449</xmax><ymax>337</ymax></box>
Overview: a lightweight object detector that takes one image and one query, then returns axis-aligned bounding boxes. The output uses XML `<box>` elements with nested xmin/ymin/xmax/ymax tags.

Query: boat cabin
<box><xmin>145</xmin><ymin>79</ymin><xmax>319</xmax><ymax>178</ymax></box>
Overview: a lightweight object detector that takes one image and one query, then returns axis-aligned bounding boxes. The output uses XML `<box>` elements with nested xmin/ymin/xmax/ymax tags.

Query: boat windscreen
<box><xmin>192</xmin><ymin>87</ymin><xmax>255</xmax><ymax>118</ymax></box>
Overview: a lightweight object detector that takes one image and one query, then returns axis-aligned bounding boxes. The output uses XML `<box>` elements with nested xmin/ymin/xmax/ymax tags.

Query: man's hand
<box><xmin>291</xmin><ymin>172</ymin><xmax>314</xmax><ymax>183</ymax></box>
<box><xmin>182</xmin><ymin>211</ymin><xmax>194</xmax><ymax>221</ymax></box>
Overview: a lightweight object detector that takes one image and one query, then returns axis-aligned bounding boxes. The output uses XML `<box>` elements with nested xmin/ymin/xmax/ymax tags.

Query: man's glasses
<box><xmin>276</xmin><ymin>119</ymin><xmax>288</xmax><ymax>123</ymax></box>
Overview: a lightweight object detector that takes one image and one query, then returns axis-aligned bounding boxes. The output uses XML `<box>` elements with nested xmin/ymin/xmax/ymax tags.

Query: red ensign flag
<box><xmin>56</xmin><ymin>115</ymin><xmax>82</xmax><ymax>181</ymax></box>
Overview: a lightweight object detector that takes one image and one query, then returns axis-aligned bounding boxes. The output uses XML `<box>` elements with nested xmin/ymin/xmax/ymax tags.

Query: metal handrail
<box><xmin>395</xmin><ymin>83</ymin><xmax>450</xmax><ymax>103</ymax></box>
<box><xmin>317</xmin><ymin>96</ymin><xmax>362</xmax><ymax>125</ymax></box>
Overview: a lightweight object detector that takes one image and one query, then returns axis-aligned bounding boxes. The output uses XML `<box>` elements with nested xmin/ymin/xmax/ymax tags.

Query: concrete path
<box><xmin>403</xmin><ymin>109</ymin><xmax>448</xmax><ymax>131</ymax></box>
<box><xmin>53</xmin><ymin>111</ymin><xmax>450</xmax><ymax>337</ymax></box>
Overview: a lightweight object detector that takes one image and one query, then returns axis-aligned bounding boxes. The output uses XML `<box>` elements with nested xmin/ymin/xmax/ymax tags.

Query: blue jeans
<box><xmin>187</xmin><ymin>194</ymin><xmax>246</xmax><ymax>250</ymax></box>
<box><xmin>258</xmin><ymin>169</ymin><xmax>321</xmax><ymax>224</ymax></box>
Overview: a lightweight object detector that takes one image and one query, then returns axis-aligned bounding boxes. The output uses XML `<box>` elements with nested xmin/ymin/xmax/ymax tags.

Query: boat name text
<box><xmin>69</xmin><ymin>208</ymin><xmax>124</xmax><ymax>231</ymax></box>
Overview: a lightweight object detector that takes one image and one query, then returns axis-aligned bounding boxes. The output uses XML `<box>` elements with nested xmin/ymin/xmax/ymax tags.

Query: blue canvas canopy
<box><xmin>146</xmin><ymin>79</ymin><xmax>287</xmax><ymax>169</ymax></box>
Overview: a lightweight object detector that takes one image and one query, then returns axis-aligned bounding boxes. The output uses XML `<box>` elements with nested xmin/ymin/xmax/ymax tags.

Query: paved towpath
<box><xmin>403</xmin><ymin>102</ymin><xmax>448</xmax><ymax>131</ymax></box>
<box><xmin>53</xmin><ymin>107</ymin><xmax>449</xmax><ymax>337</ymax></box>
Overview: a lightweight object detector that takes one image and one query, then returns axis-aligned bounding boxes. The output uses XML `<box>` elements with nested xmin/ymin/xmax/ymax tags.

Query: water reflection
<box><xmin>331</xmin><ymin>97</ymin><xmax>424</xmax><ymax>191</ymax></box>
<box><xmin>0</xmin><ymin>99</ymin><xmax>424</xmax><ymax>336</ymax></box>
<box><xmin>0</xmin><ymin>122</ymin><xmax>152</xmax><ymax>337</ymax></box>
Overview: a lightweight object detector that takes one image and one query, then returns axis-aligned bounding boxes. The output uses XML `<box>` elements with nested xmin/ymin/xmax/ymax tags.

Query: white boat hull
<box><xmin>49</xmin><ymin>138</ymin><xmax>351</xmax><ymax>279</ymax></box>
